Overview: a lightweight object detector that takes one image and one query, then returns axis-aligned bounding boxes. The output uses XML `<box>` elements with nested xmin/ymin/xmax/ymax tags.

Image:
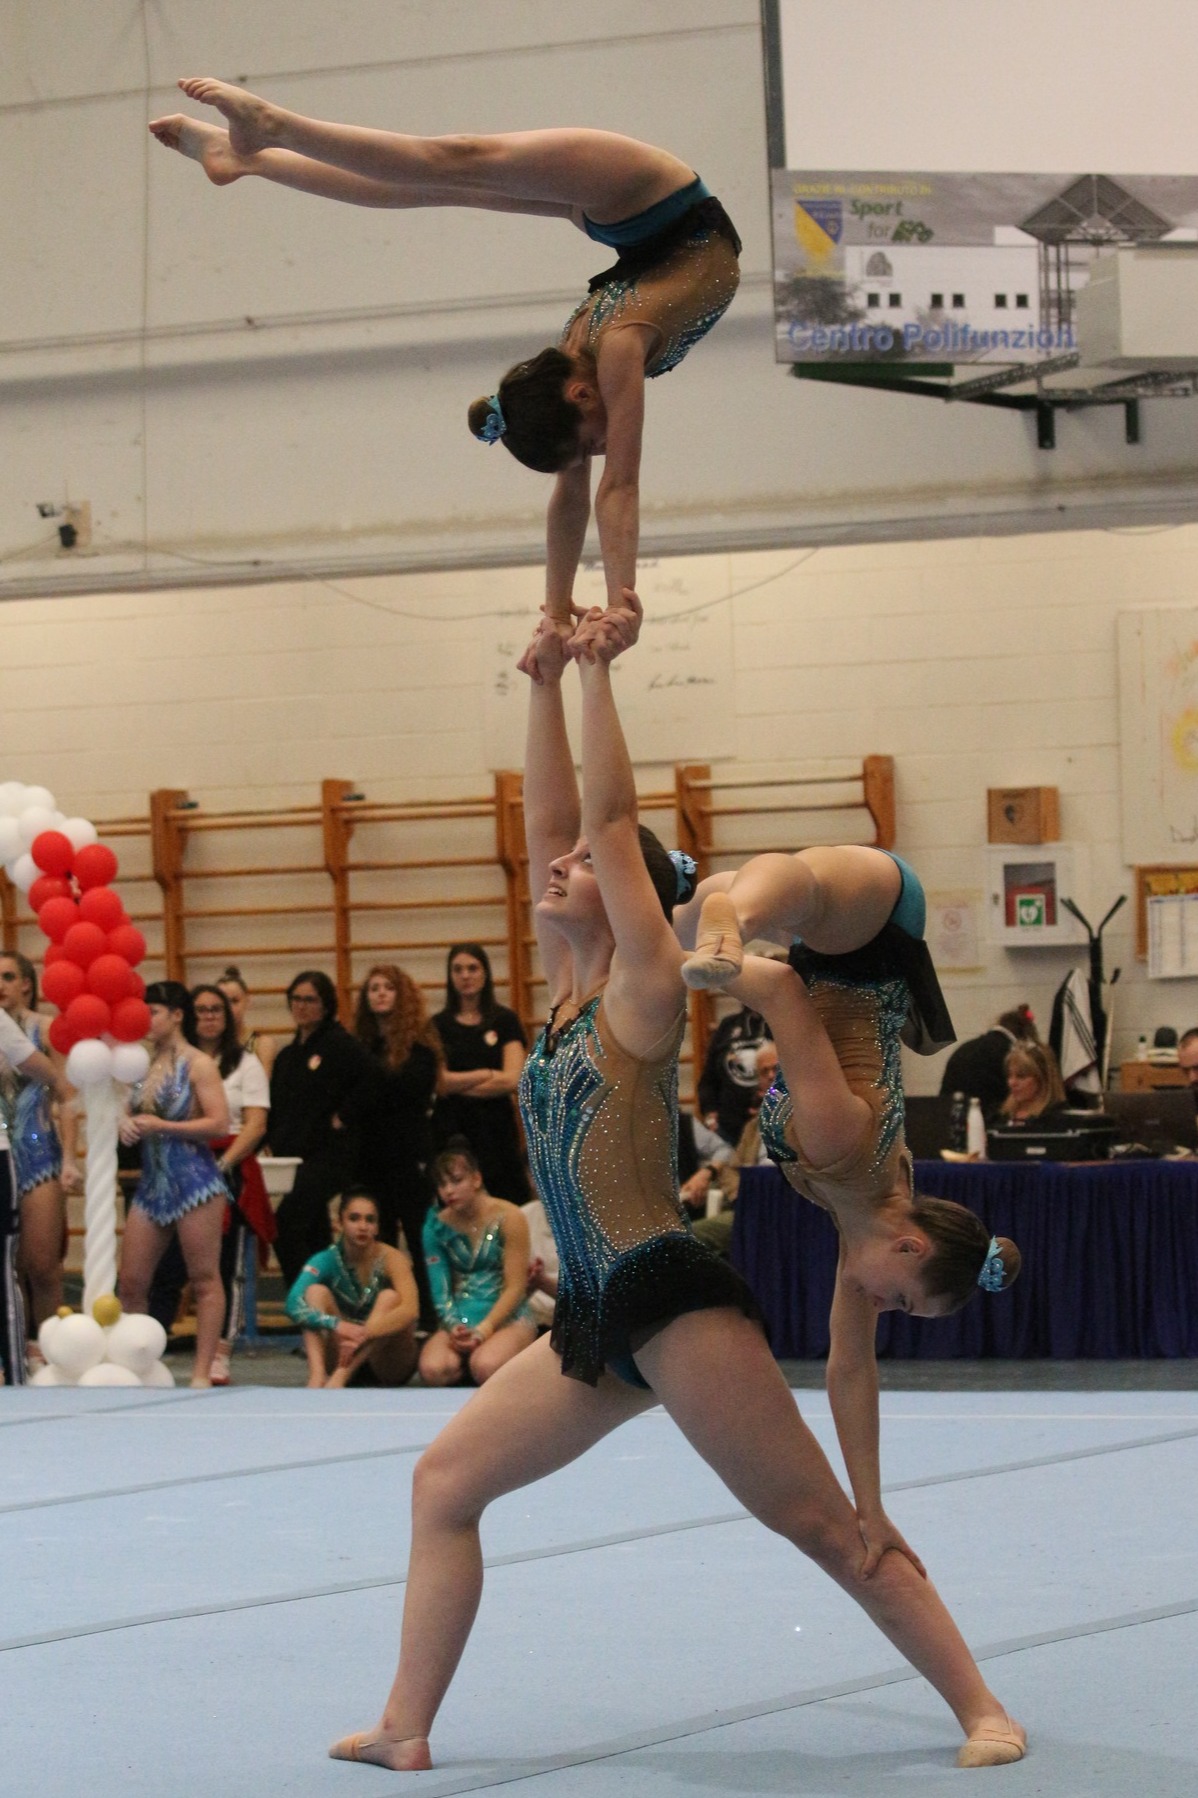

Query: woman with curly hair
<box><xmin>354</xmin><ymin>964</ymin><xmax>443</xmax><ymax>1332</ymax></box>
<box><xmin>150</xmin><ymin>81</ymin><xmax>740</xmax><ymax>628</ymax></box>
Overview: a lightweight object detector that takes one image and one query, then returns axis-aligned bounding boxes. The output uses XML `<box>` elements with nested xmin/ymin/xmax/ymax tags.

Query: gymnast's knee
<box><xmin>411</xmin><ymin>1439</ymin><xmax>488</xmax><ymax>1529</ymax></box>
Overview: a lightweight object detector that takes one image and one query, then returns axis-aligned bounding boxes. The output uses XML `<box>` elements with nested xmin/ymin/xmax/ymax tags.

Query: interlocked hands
<box><xmin>517</xmin><ymin>588</ymin><xmax>643</xmax><ymax>683</ymax></box>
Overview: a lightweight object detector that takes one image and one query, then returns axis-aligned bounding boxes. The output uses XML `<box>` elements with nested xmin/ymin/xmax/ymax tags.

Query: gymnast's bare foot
<box><xmin>148</xmin><ymin>115</ymin><xmax>246</xmax><ymax>185</ymax></box>
<box><xmin>177</xmin><ymin>77</ymin><xmax>282</xmax><ymax>156</ymax></box>
<box><xmin>329</xmin><ymin>1728</ymin><xmax>432</xmax><ymax>1772</ymax></box>
<box><xmin>956</xmin><ymin>1710</ymin><xmax>1026</xmax><ymax>1768</ymax></box>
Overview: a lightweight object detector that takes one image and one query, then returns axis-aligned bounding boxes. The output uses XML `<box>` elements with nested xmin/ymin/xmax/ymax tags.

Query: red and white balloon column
<box><xmin>0</xmin><ymin>782</ymin><xmax>151</xmax><ymax>1314</ymax></box>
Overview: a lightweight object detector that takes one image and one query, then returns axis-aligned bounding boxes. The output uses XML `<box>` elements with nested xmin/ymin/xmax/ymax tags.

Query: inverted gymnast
<box><xmin>673</xmin><ymin>846</ymin><xmax>1022</xmax><ymax>1537</ymax></box>
<box><xmin>149</xmin><ymin>84</ymin><xmax>741</xmax><ymax>624</ymax></box>
<box><xmin>327</xmin><ymin>593</ymin><xmax>1024</xmax><ymax>1773</ymax></box>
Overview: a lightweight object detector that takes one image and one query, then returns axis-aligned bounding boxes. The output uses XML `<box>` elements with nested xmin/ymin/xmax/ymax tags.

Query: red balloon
<box><xmin>73</xmin><ymin>843</ymin><xmax>118</xmax><ymax>891</ymax></box>
<box><xmin>37</xmin><ymin>896</ymin><xmax>80</xmax><ymax>944</ymax></box>
<box><xmin>111</xmin><ymin>997</ymin><xmax>152</xmax><ymax>1043</ymax></box>
<box><xmin>63</xmin><ymin>993</ymin><xmax>111</xmax><ymax>1041</ymax></box>
<box><xmin>43</xmin><ymin>942</ymin><xmax>70</xmax><ymax>967</ymax></box>
<box><xmin>41</xmin><ymin>960</ymin><xmax>86</xmax><ymax>1009</ymax></box>
<box><xmin>62</xmin><ymin>920</ymin><xmax>109</xmax><ymax>969</ymax></box>
<box><xmin>78</xmin><ymin>887</ymin><xmax>125</xmax><ymax>932</ymax></box>
<box><xmin>127</xmin><ymin>970</ymin><xmax>146</xmax><ymax>1001</ymax></box>
<box><xmin>28</xmin><ymin>875</ymin><xmax>72</xmax><ymax>913</ymax></box>
<box><xmin>30</xmin><ymin>830</ymin><xmax>74</xmax><ymax>878</ymax></box>
<box><xmin>47</xmin><ymin>1014</ymin><xmax>76</xmax><ymax>1055</ymax></box>
<box><xmin>107</xmin><ymin>924</ymin><xmax>146</xmax><ymax>967</ymax></box>
<box><xmin>86</xmin><ymin>954</ymin><xmax>134</xmax><ymax>1005</ymax></box>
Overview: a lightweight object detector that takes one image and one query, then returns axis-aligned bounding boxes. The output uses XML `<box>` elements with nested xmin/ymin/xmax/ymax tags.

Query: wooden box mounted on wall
<box><xmin>987</xmin><ymin>786</ymin><xmax>1060</xmax><ymax>845</ymax></box>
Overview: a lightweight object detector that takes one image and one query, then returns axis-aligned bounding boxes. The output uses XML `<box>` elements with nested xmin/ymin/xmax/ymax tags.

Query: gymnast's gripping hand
<box><xmin>568</xmin><ymin>586</ymin><xmax>643</xmax><ymax>663</ymax></box>
<box><xmin>857</xmin><ymin>1508</ymin><xmax>927</xmax><ymax>1581</ymax></box>
<box><xmin>517</xmin><ymin>609</ymin><xmax>578</xmax><ymax>685</ymax></box>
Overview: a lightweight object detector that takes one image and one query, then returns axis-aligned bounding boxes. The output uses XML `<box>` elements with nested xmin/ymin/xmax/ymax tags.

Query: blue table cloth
<box><xmin>730</xmin><ymin>1159</ymin><xmax>1198</xmax><ymax>1358</ymax></box>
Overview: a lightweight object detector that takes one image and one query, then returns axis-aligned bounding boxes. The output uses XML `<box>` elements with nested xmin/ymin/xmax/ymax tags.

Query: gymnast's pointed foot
<box><xmin>329</xmin><ymin>1728</ymin><xmax>432</xmax><ymax>1771</ymax></box>
<box><xmin>681</xmin><ymin>892</ymin><xmax>743</xmax><ymax>990</ymax></box>
<box><xmin>956</xmin><ymin>1712</ymin><xmax>1026</xmax><ymax>1767</ymax></box>
<box><xmin>148</xmin><ymin>115</ymin><xmax>246</xmax><ymax>185</ymax></box>
<box><xmin>176</xmin><ymin>77</ymin><xmax>281</xmax><ymax>155</ymax></box>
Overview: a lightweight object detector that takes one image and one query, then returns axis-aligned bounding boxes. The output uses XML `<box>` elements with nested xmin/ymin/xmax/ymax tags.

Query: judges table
<box><xmin>731</xmin><ymin>1160</ymin><xmax>1198</xmax><ymax>1358</ymax></box>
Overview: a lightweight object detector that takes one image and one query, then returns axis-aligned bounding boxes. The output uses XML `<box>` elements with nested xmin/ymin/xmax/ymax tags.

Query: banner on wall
<box><xmin>772</xmin><ymin>170</ymin><xmax>1198</xmax><ymax>366</ymax></box>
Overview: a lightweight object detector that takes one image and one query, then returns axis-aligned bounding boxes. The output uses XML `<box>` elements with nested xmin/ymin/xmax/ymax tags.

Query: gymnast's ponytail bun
<box><xmin>467</xmin><ymin>348</ymin><xmax>583</xmax><ymax>473</ymax></box>
<box><xmin>910</xmin><ymin>1194</ymin><xmax>1023</xmax><ymax>1313</ymax></box>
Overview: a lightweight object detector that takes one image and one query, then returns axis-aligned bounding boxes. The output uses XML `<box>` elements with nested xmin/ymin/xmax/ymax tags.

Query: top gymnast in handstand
<box><xmin>149</xmin><ymin>84</ymin><xmax>740</xmax><ymax>623</ymax></box>
<box><xmin>325</xmin><ymin>592</ymin><xmax>1024</xmax><ymax>1775</ymax></box>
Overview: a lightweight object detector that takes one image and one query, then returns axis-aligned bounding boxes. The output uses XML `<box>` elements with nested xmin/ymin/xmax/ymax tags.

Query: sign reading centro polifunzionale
<box><xmin>771</xmin><ymin>170</ymin><xmax>1198</xmax><ymax>365</ymax></box>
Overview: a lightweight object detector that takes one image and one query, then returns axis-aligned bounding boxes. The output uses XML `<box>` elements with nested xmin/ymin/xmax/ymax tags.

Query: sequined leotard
<box><xmin>423</xmin><ymin>1209</ymin><xmax>536</xmax><ymax>1334</ymax></box>
<box><xmin>286</xmin><ymin>1242</ymin><xmax>386</xmax><ymax>1332</ymax></box>
<box><xmin>130</xmin><ymin>1055</ymin><xmax>228</xmax><ymax>1227</ymax></box>
<box><xmin>561</xmin><ymin>179</ymin><xmax>741</xmax><ymax>380</ymax></box>
<box><xmin>0</xmin><ymin>1015</ymin><xmax>62</xmax><ymax>1198</ymax></box>
<box><xmin>758</xmin><ymin>857</ymin><xmax>954</xmax><ymax>1212</ymax></box>
<box><xmin>519</xmin><ymin>993</ymin><xmax>759</xmax><ymax>1387</ymax></box>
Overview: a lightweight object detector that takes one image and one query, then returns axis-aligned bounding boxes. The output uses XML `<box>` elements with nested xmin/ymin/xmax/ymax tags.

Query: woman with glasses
<box><xmin>268</xmin><ymin>971</ymin><xmax>375</xmax><ymax>1288</ymax></box>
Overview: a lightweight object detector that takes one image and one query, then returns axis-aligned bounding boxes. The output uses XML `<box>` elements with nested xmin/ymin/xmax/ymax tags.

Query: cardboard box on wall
<box><xmin>987</xmin><ymin>787</ymin><xmax>1060</xmax><ymax>844</ymax></box>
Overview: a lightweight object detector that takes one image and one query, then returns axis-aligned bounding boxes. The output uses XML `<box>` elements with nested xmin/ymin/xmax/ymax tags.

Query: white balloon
<box><xmin>21</xmin><ymin>786</ymin><xmax>56</xmax><ymax>813</ymax></box>
<box><xmin>140</xmin><ymin>1358</ymin><xmax>177</xmax><ymax>1388</ymax></box>
<box><xmin>9</xmin><ymin>853</ymin><xmax>38</xmax><ymax>893</ymax></box>
<box><xmin>66</xmin><ymin>1040</ymin><xmax>115</xmax><ymax>1086</ymax></box>
<box><xmin>110</xmin><ymin>1042</ymin><xmax>150</xmax><ymax>1085</ymax></box>
<box><xmin>61</xmin><ymin>816</ymin><xmax>98</xmax><ymax>851</ymax></box>
<box><xmin>77</xmin><ymin>1361</ymin><xmax>142</xmax><ymax>1387</ymax></box>
<box><xmin>37</xmin><ymin>1315</ymin><xmax>63</xmax><ymax>1360</ymax></box>
<box><xmin>104</xmin><ymin>1313</ymin><xmax>168</xmax><ymax>1376</ymax></box>
<box><xmin>48</xmin><ymin>1312</ymin><xmax>106</xmax><ymax>1377</ymax></box>
<box><xmin>30</xmin><ymin>1363</ymin><xmax>70</xmax><ymax>1386</ymax></box>
<box><xmin>0</xmin><ymin>783</ymin><xmax>28</xmax><ymax>817</ymax></box>
<box><xmin>0</xmin><ymin>818</ymin><xmax>20</xmax><ymax>862</ymax></box>
<box><xmin>17</xmin><ymin>806</ymin><xmax>58</xmax><ymax>847</ymax></box>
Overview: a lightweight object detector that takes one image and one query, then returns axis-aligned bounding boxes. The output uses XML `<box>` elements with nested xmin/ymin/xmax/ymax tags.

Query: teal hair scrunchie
<box><xmin>478</xmin><ymin>395</ymin><xmax>506</xmax><ymax>444</ymax></box>
<box><xmin>976</xmin><ymin>1235</ymin><xmax>1005</xmax><ymax>1293</ymax></box>
<box><xmin>668</xmin><ymin>849</ymin><xmax>698</xmax><ymax>901</ymax></box>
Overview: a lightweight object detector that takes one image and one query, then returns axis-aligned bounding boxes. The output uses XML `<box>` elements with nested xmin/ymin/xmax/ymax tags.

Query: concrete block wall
<box><xmin>7</xmin><ymin>520</ymin><xmax>1198</xmax><ymax>1082</ymax></box>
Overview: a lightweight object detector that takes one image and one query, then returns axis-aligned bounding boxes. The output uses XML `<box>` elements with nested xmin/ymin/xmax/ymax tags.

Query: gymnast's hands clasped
<box><xmin>518</xmin><ymin>588</ymin><xmax>643</xmax><ymax>683</ymax></box>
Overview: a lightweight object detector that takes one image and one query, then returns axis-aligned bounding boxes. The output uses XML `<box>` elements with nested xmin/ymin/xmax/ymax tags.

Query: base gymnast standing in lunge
<box><xmin>149</xmin><ymin>83</ymin><xmax>739</xmax><ymax>625</ymax></box>
<box><xmin>326</xmin><ymin>594</ymin><xmax>1024</xmax><ymax>1774</ymax></box>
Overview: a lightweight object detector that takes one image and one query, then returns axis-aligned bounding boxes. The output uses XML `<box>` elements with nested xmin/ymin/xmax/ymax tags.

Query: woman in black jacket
<box><xmin>269</xmin><ymin>970</ymin><xmax>374</xmax><ymax>1288</ymax></box>
<box><xmin>353</xmin><ymin>964</ymin><xmax>442</xmax><ymax>1332</ymax></box>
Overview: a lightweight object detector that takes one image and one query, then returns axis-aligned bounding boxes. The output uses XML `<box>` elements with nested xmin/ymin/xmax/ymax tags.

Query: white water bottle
<box><xmin>1136</xmin><ymin>1034</ymin><xmax>1149</xmax><ymax>1061</ymax></box>
<box><xmin>966</xmin><ymin>1096</ymin><xmax>987</xmax><ymax>1159</ymax></box>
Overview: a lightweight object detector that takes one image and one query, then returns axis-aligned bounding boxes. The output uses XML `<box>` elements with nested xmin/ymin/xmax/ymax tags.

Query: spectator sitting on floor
<box><xmin>939</xmin><ymin>1004</ymin><xmax>1038</xmax><ymax>1115</ymax></box>
<box><xmin>999</xmin><ymin>1041</ymin><xmax>1067</xmax><ymax>1124</ymax></box>
<box><xmin>419</xmin><ymin>1141</ymin><xmax>538</xmax><ymax>1387</ymax></box>
<box><xmin>692</xmin><ymin>1040</ymin><xmax>779</xmax><ymax>1259</ymax></box>
<box><xmin>286</xmin><ymin>1187</ymin><xmax>419</xmax><ymax>1389</ymax></box>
